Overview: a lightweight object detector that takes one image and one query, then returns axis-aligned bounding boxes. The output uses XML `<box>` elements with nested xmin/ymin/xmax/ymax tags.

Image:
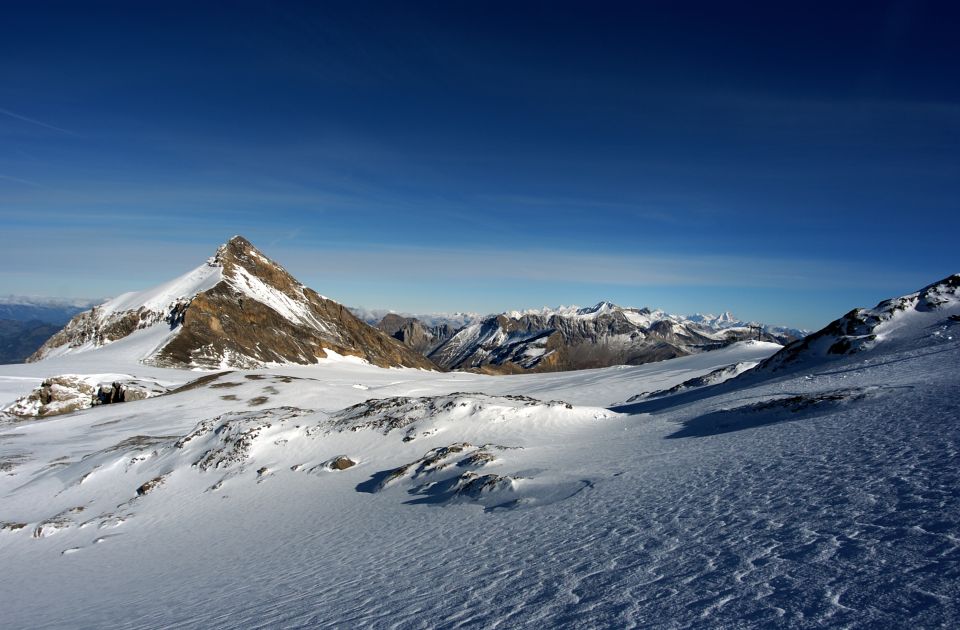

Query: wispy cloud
<box><xmin>0</xmin><ymin>107</ymin><xmax>76</xmax><ymax>136</ymax></box>
<box><xmin>273</xmin><ymin>244</ymin><xmax>924</xmax><ymax>292</ymax></box>
<box><xmin>269</xmin><ymin>227</ymin><xmax>303</xmax><ymax>247</ymax></box>
<box><xmin>0</xmin><ymin>174</ymin><xmax>41</xmax><ymax>187</ymax></box>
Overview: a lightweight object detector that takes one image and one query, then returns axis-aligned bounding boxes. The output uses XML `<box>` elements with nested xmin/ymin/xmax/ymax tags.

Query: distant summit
<box><xmin>30</xmin><ymin>236</ymin><xmax>437</xmax><ymax>370</ymax></box>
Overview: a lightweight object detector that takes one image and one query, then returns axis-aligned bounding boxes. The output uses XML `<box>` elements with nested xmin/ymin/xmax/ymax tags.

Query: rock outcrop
<box><xmin>3</xmin><ymin>375</ymin><xmax>168</xmax><ymax>418</ymax></box>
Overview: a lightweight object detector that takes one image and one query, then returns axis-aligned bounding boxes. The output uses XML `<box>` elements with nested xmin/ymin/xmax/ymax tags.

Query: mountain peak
<box><xmin>212</xmin><ymin>235</ymin><xmax>262</xmax><ymax>264</ymax></box>
<box><xmin>30</xmin><ymin>236</ymin><xmax>437</xmax><ymax>371</ymax></box>
<box><xmin>579</xmin><ymin>300</ymin><xmax>620</xmax><ymax>315</ymax></box>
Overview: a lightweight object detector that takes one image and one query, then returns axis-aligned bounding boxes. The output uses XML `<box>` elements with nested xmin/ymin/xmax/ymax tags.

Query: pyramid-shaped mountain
<box><xmin>29</xmin><ymin>236</ymin><xmax>437</xmax><ymax>370</ymax></box>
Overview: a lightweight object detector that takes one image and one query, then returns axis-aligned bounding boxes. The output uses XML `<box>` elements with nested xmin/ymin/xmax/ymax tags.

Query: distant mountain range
<box><xmin>0</xmin><ymin>296</ymin><xmax>100</xmax><ymax>325</ymax></box>
<box><xmin>352</xmin><ymin>301</ymin><xmax>806</xmax><ymax>373</ymax></box>
<box><xmin>0</xmin><ymin>296</ymin><xmax>101</xmax><ymax>364</ymax></box>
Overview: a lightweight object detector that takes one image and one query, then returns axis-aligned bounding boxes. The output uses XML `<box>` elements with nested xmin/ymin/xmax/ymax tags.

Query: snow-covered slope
<box><xmin>99</xmin><ymin>262</ymin><xmax>223</xmax><ymax>320</ymax></box>
<box><xmin>30</xmin><ymin>237</ymin><xmax>436</xmax><ymax>371</ymax></box>
<box><xmin>30</xmin><ymin>261</ymin><xmax>222</xmax><ymax>361</ymax></box>
<box><xmin>1</xmin><ymin>296</ymin><xmax>958</xmax><ymax>627</ymax></box>
<box><xmin>757</xmin><ymin>272</ymin><xmax>960</xmax><ymax>373</ymax></box>
<box><xmin>2</xmin><ymin>275</ymin><xmax>959</xmax><ymax>628</ymax></box>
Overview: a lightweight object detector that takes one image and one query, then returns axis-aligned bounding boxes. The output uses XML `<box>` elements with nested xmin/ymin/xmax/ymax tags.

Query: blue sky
<box><xmin>1</xmin><ymin>1</ymin><xmax>958</xmax><ymax>329</ymax></box>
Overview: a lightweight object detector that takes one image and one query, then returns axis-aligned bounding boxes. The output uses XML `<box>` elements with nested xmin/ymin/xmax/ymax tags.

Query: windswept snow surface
<box><xmin>1</xmin><ymin>327</ymin><xmax>959</xmax><ymax>627</ymax></box>
<box><xmin>97</xmin><ymin>261</ymin><xmax>221</xmax><ymax>318</ymax></box>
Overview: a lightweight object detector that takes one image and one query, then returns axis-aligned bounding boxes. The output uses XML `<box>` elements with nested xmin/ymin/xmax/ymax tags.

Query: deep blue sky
<box><xmin>1</xmin><ymin>1</ymin><xmax>958</xmax><ymax>328</ymax></box>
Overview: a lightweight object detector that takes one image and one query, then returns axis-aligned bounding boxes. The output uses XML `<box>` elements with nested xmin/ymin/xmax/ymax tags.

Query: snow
<box><xmin>507</xmin><ymin>300</ymin><xmax>656</xmax><ymax>321</ymax></box>
<box><xmin>501</xmin><ymin>301</ymin><xmax>803</xmax><ymax>337</ymax></box>
<box><xmin>224</xmin><ymin>264</ymin><xmax>331</xmax><ymax>334</ymax></box>
<box><xmin>1</xmin><ymin>285</ymin><xmax>959</xmax><ymax>627</ymax></box>
<box><xmin>98</xmin><ymin>261</ymin><xmax>221</xmax><ymax>317</ymax></box>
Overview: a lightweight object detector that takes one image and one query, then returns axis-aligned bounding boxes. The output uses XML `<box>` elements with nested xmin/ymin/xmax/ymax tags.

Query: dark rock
<box><xmin>136</xmin><ymin>475</ymin><xmax>166</xmax><ymax>496</ymax></box>
<box><xmin>328</xmin><ymin>456</ymin><xmax>356</xmax><ymax>470</ymax></box>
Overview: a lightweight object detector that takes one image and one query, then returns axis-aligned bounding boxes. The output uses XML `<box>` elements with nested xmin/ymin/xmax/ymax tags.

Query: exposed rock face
<box><xmin>29</xmin><ymin>236</ymin><xmax>438</xmax><ymax>371</ymax></box>
<box><xmin>427</xmin><ymin>303</ymin><xmax>798</xmax><ymax>373</ymax></box>
<box><xmin>376</xmin><ymin>313</ymin><xmax>456</xmax><ymax>355</ymax></box>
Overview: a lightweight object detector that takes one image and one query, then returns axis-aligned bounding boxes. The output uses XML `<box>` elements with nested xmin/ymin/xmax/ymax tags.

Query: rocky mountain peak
<box><xmin>211</xmin><ymin>236</ymin><xmax>299</xmax><ymax>290</ymax></box>
<box><xmin>30</xmin><ymin>236</ymin><xmax>437</xmax><ymax>371</ymax></box>
<box><xmin>576</xmin><ymin>301</ymin><xmax>620</xmax><ymax>316</ymax></box>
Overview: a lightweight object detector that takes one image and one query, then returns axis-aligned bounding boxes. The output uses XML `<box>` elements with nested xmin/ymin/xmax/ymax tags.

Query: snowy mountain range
<box><xmin>1</xmin><ymin>270</ymin><xmax>957</xmax><ymax>627</ymax></box>
<box><xmin>422</xmin><ymin>301</ymin><xmax>804</xmax><ymax>373</ymax></box>
<box><xmin>350</xmin><ymin>307</ymin><xmax>485</xmax><ymax>331</ymax></box>
<box><xmin>20</xmin><ymin>240</ymin><xmax>805</xmax><ymax>374</ymax></box>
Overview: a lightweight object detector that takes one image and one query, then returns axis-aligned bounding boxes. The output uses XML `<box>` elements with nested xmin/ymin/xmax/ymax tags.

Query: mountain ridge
<box><xmin>424</xmin><ymin>301</ymin><xmax>803</xmax><ymax>373</ymax></box>
<box><xmin>756</xmin><ymin>272</ymin><xmax>960</xmax><ymax>374</ymax></box>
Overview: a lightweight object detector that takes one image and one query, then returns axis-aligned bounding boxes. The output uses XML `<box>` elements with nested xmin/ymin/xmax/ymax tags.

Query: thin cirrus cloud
<box><xmin>0</xmin><ymin>107</ymin><xmax>76</xmax><ymax>136</ymax></box>
<box><xmin>278</xmin><ymin>245</ymin><xmax>919</xmax><ymax>291</ymax></box>
<box><xmin>0</xmin><ymin>174</ymin><xmax>41</xmax><ymax>187</ymax></box>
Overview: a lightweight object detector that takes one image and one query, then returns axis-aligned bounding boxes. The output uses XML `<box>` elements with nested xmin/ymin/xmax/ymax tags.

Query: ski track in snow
<box><xmin>0</xmin><ymin>334</ymin><xmax>958</xmax><ymax>628</ymax></box>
